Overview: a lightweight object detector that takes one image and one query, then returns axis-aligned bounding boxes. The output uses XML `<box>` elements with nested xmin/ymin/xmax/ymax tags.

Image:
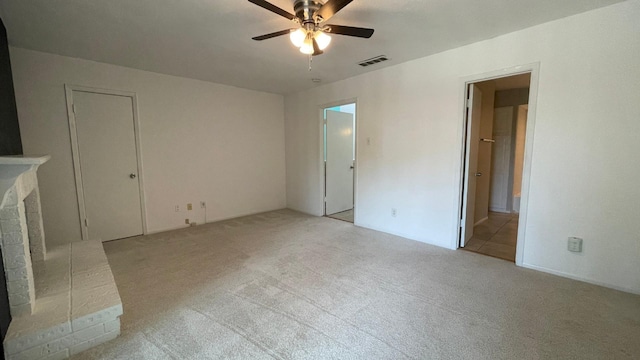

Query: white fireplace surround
<box><xmin>0</xmin><ymin>155</ymin><xmax>122</xmax><ymax>359</ymax></box>
<box><xmin>0</xmin><ymin>155</ymin><xmax>48</xmax><ymax>316</ymax></box>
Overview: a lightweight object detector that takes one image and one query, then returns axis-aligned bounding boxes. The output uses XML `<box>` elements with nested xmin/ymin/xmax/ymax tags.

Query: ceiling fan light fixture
<box><xmin>290</xmin><ymin>28</ymin><xmax>306</xmax><ymax>47</ymax></box>
<box><xmin>314</xmin><ymin>31</ymin><xmax>331</xmax><ymax>50</ymax></box>
<box><xmin>299</xmin><ymin>37</ymin><xmax>314</xmax><ymax>54</ymax></box>
<box><xmin>249</xmin><ymin>0</ymin><xmax>375</xmax><ymax>58</ymax></box>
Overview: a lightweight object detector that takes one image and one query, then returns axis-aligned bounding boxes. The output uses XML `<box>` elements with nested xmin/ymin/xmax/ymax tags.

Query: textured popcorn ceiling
<box><xmin>0</xmin><ymin>0</ymin><xmax>625</xmax><ymax>94</ymax></box>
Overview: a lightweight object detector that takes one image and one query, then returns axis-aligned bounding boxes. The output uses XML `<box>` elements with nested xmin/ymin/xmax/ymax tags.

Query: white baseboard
<box><xmin>146</xmin><ymin>207</ymin><xmax>287</xmax><ymax>235</ymax></box>
<box><xmin>521</xmin><ymin>262</ymin><xmax>639</xmax><ymax>295</ymax></box>
<box><xmin>354</xmin><ymin>221</ymin><xmax>455</xmax><ymax>250</ymax></box>
<box><xmin>146</xmin><ymin>224</ymin><xmax>190</xmax><ymax>235</ymax></box>
<box><xmin>489</xmin><ymin>207</ymin><xmax>509</xmax><ymax>213</ymax></box>
<box><xmin>474</xmin><ymin>217</ymin><xmax>488</xmax><ymax>227</ymax></box>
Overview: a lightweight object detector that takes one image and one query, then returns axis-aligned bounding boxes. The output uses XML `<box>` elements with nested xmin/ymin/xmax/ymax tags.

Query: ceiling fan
<box><xmin>248</xmin><ymin>0</ymin><xmax>374</xmax><ymax>56</ymax></box>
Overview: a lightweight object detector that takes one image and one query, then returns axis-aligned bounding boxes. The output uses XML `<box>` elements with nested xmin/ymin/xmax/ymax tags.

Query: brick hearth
<box><xmin>0</xmin><ymin>155</ymin><xmax>122</xmax><ymax>359</ymax></box>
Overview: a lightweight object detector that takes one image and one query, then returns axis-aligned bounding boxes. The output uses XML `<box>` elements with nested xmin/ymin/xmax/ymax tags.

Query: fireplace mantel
<box><xmin>0</xmin><ymin>155</ymin><xmax>50</xmax><ymax>165</ymax></box>
<box><xmin>0</xmin><ymin>155</ymin><xmax>50</xmax><ymax>207</ymax></box>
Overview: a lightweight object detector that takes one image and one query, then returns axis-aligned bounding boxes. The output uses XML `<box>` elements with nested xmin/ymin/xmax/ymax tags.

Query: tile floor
<box><xmin>326</xmin><ymin>209</ymin><xmax>354</xmax><ymax>223</ymax></box>
<box><xmin>464</xmin><ymin>212</ymin><xmax>518</xmax><ymax>262</ymax></box>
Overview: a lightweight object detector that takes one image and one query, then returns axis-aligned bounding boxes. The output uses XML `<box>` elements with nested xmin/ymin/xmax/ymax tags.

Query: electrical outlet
<box><xmin>175</xmin><ymin>205</ymin><xmax>180</xmax><ymax>212</ymax></box>
<box><xmin>391</xmin><ymin>208</ymin><xmax>397</xmax><ymax>217</ymax></box>
<box><xmin>568</xmin><ymin>237</ymin><xmax>583</xmax><ymax>253</ymax></box>
<box><xmin>200</xmin><ymin>201</ymin><xmax>206</xmax><ymax>209</ymax></box>
<box><xmin>187</xmin><ymin>203</ymin><xmax>193</xmax><ymax>211</ymax></box>
<box><xmin>185</xmin><ymin>218</ymin><xmax>190</xmax><ymax>225</ymax></box>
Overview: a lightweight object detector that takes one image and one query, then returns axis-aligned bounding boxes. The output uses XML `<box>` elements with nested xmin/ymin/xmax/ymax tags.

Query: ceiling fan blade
<box><xmin>314</xmin><ymin>0</ymin><xmax>353</xmax><ymax>22</ymax></box>
<box><xmin>325</xmin><ymin>24</ymin><xmax>374</xmax><ymax>38</ymax></box>
<box><xmin>248</xmin><ymin>0</ymin><xmax>295</xmax><ymax>20</ymax></box>
<box><xmin>312</xmin><ymin>38</ymin><xmax>324</xmax><ymax>56</ymax></box>
<box><xmin>252</xmin><ymin>29</ymin><xmax>293</xmax><ymax>41</ymax></box>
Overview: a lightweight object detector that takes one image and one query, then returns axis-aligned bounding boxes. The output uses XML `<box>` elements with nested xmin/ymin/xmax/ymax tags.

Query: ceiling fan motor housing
<box><xmin>294</xmin><ymin>0</ymin><xmax>323</xmax><ymax>24</ymax></box>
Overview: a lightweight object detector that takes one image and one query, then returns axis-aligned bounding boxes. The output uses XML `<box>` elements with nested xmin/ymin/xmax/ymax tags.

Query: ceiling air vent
<box><xmin>357</xmin><ymin>55</ymin><xmax>389</xmax><ymax>67</ymax></box>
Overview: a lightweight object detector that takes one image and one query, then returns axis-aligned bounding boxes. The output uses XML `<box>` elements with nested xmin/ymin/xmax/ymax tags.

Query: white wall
<box><xmin>285</xmin><ymin>1</ymin><xmax>640</xmax><ymax>294</ymax></box>
<box><xmin>11</xmin><ymin>47</ymin><xmax>286</xmax><ymax>245</ymax></box>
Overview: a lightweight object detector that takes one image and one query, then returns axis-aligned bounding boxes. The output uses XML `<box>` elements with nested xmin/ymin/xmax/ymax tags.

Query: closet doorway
<box><xmin>458</xmin><ymin>69</ymin><xmax>536</xmax><ymax>263</ymax></box>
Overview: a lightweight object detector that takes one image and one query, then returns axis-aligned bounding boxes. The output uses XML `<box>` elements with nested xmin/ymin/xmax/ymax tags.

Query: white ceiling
<box><xmin>0</xmin><ymin>0</ymin><xmax>624</xmax><ymax>94</ymax></box>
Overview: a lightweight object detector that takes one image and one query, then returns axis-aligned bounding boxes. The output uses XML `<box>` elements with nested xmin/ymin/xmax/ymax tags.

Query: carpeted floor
<box><xmin>75</xmin><ymin>209</ymin><xmax>640</xmax><ymax>359</ymax></box>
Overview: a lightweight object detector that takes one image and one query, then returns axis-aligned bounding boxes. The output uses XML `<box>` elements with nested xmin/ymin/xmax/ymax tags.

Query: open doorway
<box><xmin>323</xmin><ymin>103</ymin><xmax>356</xmax><ymax>223</ymax></box>
<box><xmin>459</xmin><ymin>73</ymin><xmax>532</xmax><ymax>262</ymax></box>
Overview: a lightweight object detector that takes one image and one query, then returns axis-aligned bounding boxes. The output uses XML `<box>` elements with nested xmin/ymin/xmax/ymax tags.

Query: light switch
<box><xmin>568</xmin><ymin>237</ymin><xmax>583</xmax><ymax>253</ymax></box>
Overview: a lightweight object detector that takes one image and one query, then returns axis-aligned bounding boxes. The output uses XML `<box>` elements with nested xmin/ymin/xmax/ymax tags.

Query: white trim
<box><xmin>143</xmin><ymin>207</ymin><xmax>286</xmax><ymax>236</ymax></box>
<box><xmin>453</xmin><ymin>63</ymin><xmax>541</xmax><ymax>267</ymax></box>
<box><xmin>64</xmin><ymin>84</ymin><xmax>148</xmax><ymax>240</ymax></box>
<box><xmin>489</xmin><ymin>207</ymin><xmax>509</xmax><ymax>213</ymax></box>
<box><xmin>522</xmin><ymin>263</ymin><xmax>640</xmax><ymax>296</ymax></box>
<box><xmin>318</xmin><ymin>107</ymin><xmax>325</xmax><ymax>217</ymax></box>
<box><xmin>473</xmin><ymin>217</ymin><xmax>488</xmax><ymax>227</ymax></box>
<box><xmin>65</xmin><ymin>86</ymin><xmax>88</xmax><ymax>240</ymax></box>
<box><xmin>318</xmin><ymin>98</ymin><xmax>359</xmax><ymax>224</ymax></box>
<box><xmin>459</xmin><ymin>84</ymin><xmax>473</xmax><ymax>246</ymax></box>
<box><xmin>356</xmin><ymin>221</ymin><xmax>438</xmax><ymax>247</ymax></box>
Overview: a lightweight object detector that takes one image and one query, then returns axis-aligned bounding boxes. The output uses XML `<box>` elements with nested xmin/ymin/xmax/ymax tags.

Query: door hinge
<box><xmin>84</xmin><ymin>218</ymin><xmax>88</xmax><ymax>227</ymax></box>
<box><xmin>72</xmin><ymin>104</ymin><xmax>76</xmax><ymax>114</ymax></box>
<box><xmin>466</xmin><ymin>98</ymin><xmax>472</xmax><ymax>108</ymax></box>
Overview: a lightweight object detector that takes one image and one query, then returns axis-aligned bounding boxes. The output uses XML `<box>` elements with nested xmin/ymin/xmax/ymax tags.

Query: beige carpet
<box><xmin>74</xmin><ymin>209</ymin><xmax>640</xmax><ymax>359</ymax></box>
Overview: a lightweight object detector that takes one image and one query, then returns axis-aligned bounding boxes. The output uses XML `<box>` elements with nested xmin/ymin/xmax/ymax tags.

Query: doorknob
<box><xmin>130</xmin><ymin>173</ymin><xmax>137</xmax><ymax>179</ymax></box>
<box><xmin>475</xmin><ymin>172</ymin><xmax>482</xmax><ymax>177</ymax></box>
<box><xmin>350</xmin><ymin>165</ymin><xmax>354</xmax><ymax>170</ymax></box>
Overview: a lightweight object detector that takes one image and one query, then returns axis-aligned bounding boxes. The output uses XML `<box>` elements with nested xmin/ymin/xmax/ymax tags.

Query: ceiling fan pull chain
<box><xmin>308</xmin><ymin>54</ymin><xmax>312</xmax><ymax>71</ymax></box>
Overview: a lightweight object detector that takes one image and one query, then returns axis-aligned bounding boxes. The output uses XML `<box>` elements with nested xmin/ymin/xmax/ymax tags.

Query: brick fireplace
<box><xmin>0</xmin><ymin>156</ymin><xmax>47</xmax><ymax>317</ymax></box>
<box><xmin>0</xmin><ymin>155</ymin><xmax>122</xmax><ymax>359</ymax></box>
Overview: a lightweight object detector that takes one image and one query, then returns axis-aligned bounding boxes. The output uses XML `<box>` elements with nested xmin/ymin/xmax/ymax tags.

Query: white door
<box><xmin>73</xmin><ymin>91</ymin><xmax>143</xmax><ymax>241</ymax></box>
<box><xmin>460</xmin><ymin>85</ymin><xmax>482</xmax><ymax>246</ymax></box>
<box><xmin>489</xmin><ymin>107</ymin><xmax>513</xmax><ymax>213</ymax></box>
<box><xmin>325</xmin><ymin>110</ymin><xmax>354</xmax><ymax>215</ymax></box>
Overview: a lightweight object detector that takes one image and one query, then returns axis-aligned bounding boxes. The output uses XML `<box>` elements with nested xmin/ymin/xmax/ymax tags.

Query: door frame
<box><xmin>318</xmin><ymin>98</ymin><xmax>358</xmax><ymax>222</ymax></box>
<box><xmin>454</xmin><ymin>63</ymin><xmax>540</xmax><ymax>266</ymax></box>
<box><xmin>460</xmin><ymin>84</ymin><xmax>483</xmax><ymax>246</ymax></box>
<box><xmin>64</xmin><ymin>84</ymin><xmax>147</xmax><ymax>240</ymax></box>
